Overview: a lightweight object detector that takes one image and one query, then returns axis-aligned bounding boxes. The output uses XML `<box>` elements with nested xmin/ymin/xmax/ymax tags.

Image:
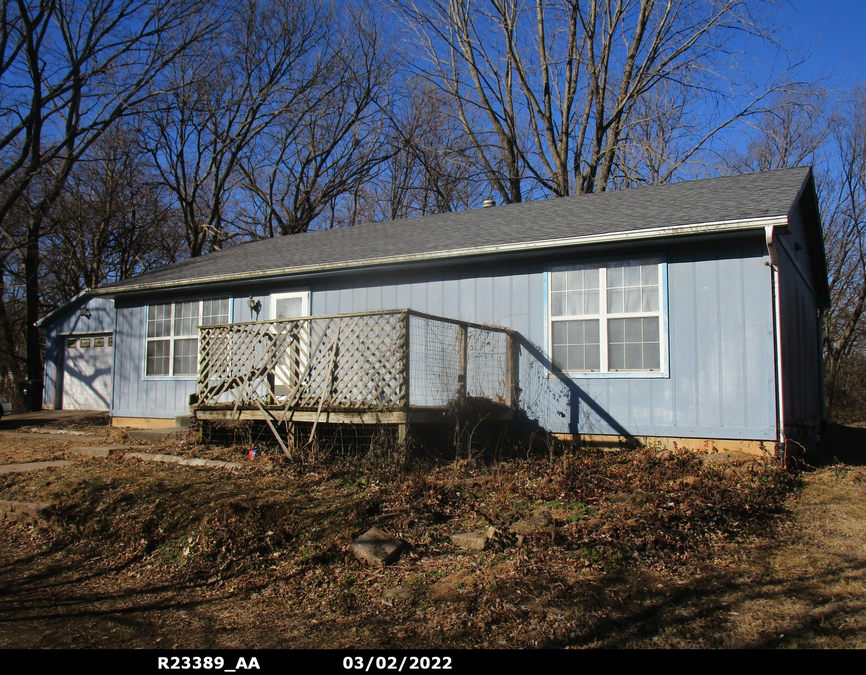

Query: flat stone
<box><xmin>69</xmin><ymin>445</ymin><xmax>133</xmax><ymax>457</ymax></box>
<box><xmin>383</xmin><ymin>586</ymin><xmax>413</xmax><ymax>602</ymax></box>
<box><xmin>609</xmin><ymin>491</ymin><xmax>651</xmax><ymax>506</ymax></box>
<box><xmin>0</xmin><ymin>499</ymin><xmax>52</xmax><ymax>528</ymax></box>
<box><xmin>0</xmin><ymin>499</ymin><xmax>51</xmax><ymax>516</ymax></box>
<box><xmin>0</xmin><ymin>460</ymin><xmax>73</xmax><ymax>475</ymax></box>
<box><xmin>510</xmin><ymin>509</ymin><xmax>554</xmax><ymax>535</ymax></box>
<box><xmin>349</xmin><ymin>527</ymin><xmax>406</xmax><ymax>567</ymax></box>
<box><xmin>485</xmin><ymin>526</ymin><xmax>519</xmax><ymax>548</ymax></box>
<box><xmin>428</xmin><ymin>570</ymin><xmax>474</xmax><ymax>602</ymax></box>
<box><xmin>450</xmin><ymin>530</ymin><xmax>487</xmax><ymax>551</ymax></box>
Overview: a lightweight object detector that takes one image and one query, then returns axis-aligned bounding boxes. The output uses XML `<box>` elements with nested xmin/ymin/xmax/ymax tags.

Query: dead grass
<box><xmin>0</xmin><ymin>424</ymin><xmax>864</xmax><ymax>649</ymax></box>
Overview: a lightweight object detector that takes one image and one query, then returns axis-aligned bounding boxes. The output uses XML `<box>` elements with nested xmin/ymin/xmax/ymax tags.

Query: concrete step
<box><xmin>126</xmin><ymin>427</ymin><xmax>192</xmax><ymax>443</ymax></box>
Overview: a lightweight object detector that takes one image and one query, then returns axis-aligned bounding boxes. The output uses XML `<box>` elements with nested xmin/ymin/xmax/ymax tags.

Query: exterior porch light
<box><xmin>247</xmin><ymin>295</ymin><xmax>262</xmax><ymax>319</ymax></box>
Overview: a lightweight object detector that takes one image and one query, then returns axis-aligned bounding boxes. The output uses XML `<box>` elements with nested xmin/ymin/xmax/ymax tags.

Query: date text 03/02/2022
<box><xmin>343</xmin><ymin>656</ymin><xmax>453</xmax><ymax>671</ymax></box>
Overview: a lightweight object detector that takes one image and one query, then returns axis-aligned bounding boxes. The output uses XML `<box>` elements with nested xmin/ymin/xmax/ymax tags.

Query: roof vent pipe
<box><xmin>482</xmin><ymin>199</ymin><xmax>496</xmax><ymax>208</ymax></box>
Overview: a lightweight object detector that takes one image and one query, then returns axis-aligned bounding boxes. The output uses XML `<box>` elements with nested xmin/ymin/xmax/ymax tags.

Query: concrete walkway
<box><xmin>0</xmin><ymin>460</ymin><xmax>74</xmax><ymax>475</ymax></box>
<box><xmin>0</xmin><ymin>429</ymin><xmax>105</xmax><ymax>442</ymax></box>
<box><xmin>0</xmin><ymin>409</ymin><xmax>108</xmax><ymax>431</ymax></box>
<box><xmin>124</xmin><ymin>452</ymin><xmax>241</xmax><ymax>470</ymax></box>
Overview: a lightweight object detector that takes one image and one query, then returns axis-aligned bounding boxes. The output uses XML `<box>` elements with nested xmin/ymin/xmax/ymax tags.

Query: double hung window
<box><xmin>549</xmin><ymin>258</ymin><xmax>665</xmax><ymax>374</ymax></box>
<box><xmin>145</xmin><ymin>298</ymin><xmax>230</xmax><ymax>377</ymax></box>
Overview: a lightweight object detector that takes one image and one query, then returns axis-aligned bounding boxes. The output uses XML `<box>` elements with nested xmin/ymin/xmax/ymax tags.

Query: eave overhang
<box><xmin>91</xmin><ymin>214</ymin><xmax>790</xmax><ymax>298</ymax></box>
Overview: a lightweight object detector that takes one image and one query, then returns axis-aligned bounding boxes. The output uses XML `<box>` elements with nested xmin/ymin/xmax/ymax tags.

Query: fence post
<box><xmin>506</xmin><ymin>331</ymin><xmax>520</xmax><ymax>409</ymax></box>
<box><xmin>196</xmin><ymin>326</ymin><xmax>208</xmax><ymax>406</ymax></box>
<box><xmin>457</xmin><ymin>323</ymin><xmax>468</xmax><ymax>401</ymax></box>
<box><xmin>402</xmin><ymin>311</ymin><xmax>411</xmax><ymax>409</ymax></box>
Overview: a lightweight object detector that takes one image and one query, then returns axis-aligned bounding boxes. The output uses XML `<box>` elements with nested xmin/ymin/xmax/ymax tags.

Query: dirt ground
<box><xmin>0</xmin><ymin>416</ymin><xmax>864</xmax><ymax>650</ymax></box>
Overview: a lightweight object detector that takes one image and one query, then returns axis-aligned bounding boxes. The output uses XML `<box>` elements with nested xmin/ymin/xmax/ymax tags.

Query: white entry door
<box><xmin>269</xmin><ymin>291</ymin><xmax>310</xmax><ymax>397</ymax></box>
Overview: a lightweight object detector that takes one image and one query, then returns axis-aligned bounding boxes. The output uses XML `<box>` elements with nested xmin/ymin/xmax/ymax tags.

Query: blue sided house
<box><xmin>39</xmin><ymin>167</ymin><xmax>829</xmax><ymax>456</ymax></box>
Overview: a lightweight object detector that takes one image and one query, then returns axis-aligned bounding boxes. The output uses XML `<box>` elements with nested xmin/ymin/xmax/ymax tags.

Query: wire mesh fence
<box><xmin>466</xmin><ymin>327</ymin><xmax>508</xmax><ymax>401</ymax></box>
<box><xmin>407</xmin><ymin>313</ymin><xmax>513</xmax><ymax>407</ymax></box>
<box><xmin>408</xmin><ymin>314</ymin><xmax>459</xmax><ymax>407</ymax></box>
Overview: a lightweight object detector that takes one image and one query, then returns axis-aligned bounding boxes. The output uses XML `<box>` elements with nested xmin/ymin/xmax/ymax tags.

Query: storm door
<box><xmin>269</xmin><ymin>291</ymin><xmax>310</xmax><ymax>398</ymax></box>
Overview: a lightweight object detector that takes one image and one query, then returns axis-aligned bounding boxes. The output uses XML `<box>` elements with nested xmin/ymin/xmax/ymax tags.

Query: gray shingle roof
<box><xmin>98</xmin><ymin>167</ymin><xmax>812</xmax><ymax>294</ymax></box>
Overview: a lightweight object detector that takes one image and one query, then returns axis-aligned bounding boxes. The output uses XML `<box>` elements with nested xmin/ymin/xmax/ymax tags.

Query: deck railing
<box><xmin>195</xmin><ymin>309</ymin><xmax>519</xmax><ymax>414</ymax></box>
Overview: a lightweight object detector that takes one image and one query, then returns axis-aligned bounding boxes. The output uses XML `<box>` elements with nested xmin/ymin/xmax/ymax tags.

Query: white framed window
<box><xmin>145</xmin><ymin>298</ymin><xmax>230</xmax><ymax>377</ymax></box>
<box><xmin>548</xmin><ymin>258</ymin><xmax>667</xmax><ymax>376</ymax></box>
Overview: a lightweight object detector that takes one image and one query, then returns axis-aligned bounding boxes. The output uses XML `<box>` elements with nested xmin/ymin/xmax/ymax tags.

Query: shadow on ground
<box><xmin>809</xmin><ymin>423</ymin><xmax>866</xmax><ymax>467</ymax></box>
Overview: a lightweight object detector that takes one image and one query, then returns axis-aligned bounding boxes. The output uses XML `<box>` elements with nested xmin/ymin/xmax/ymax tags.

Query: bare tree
<box><xmin>723</xmin><ymin>90</ymin><xmax>829</xmax><ymax>174</ymax></box>
<box><xmin>0</xmin><ymin>0</ymin><xmax>216</xmax><ymax>383</ymax></box>
<box><xmin>236</xmin><ymin>6</ymin><xmax>394</xmax><ymax>237</ymax></box>
<box><xmin>366</xmin><ymin>79</ymin><xmax>480</xmax><ymax>221</ymax></box>
<box><xmin>143</xmin><ymin>0</ymin><xmax>334</xmax><ymax>255</ymax></box>
<box><xmin>391</xmin><ymin>0</ymin><xmax>782</xmax><ymax>203</ymax></box>
<box><xmin>42</xmin><ymin>121</ymin><xmax>182</xmax><ymax>301</ymax></box>
<box><xmin>822</xmin><ymin>89</ymin><xmax>866</xmax><ymax>420</ymax></box>
<box><xmin>0</xmin><ymin>244</ymin><xmax>26</xmax><ymax>404</ymax></box>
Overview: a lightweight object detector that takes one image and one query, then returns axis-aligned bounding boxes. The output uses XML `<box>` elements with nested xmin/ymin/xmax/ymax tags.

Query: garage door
<box><xmin>62</xmin><ymin>334</ymin><xmax>113</xmax><ymax>410</ymax></box>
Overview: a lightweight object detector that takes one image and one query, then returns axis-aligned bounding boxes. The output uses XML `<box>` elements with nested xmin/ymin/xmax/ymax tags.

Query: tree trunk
<box><xmin>25</xmin><ymin>212</ymin><xmax>43</xmax><ymax>381</ymax></box>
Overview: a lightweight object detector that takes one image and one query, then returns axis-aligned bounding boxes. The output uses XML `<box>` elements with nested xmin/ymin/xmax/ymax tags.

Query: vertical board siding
<box><xmin>112</xmin><ymin>302</ymin><xmax>195</xmax><ymax>418</ymax></box>
<box><xmin>742</xmin><ymin>251</ymin><xmax>777</xmax><ymax>432</ymax></box>
<box><xmin>109</xmin><ymin>239</ymin><xmax>780</xmax><ymax>440</ymax></box>
<box><xmin>669</xmin><ymin>252</ymin><xmax>698</xmax><ymax>429</ymax></box>
<box><xmin>629</xmin><ymin>379</ymin><xmax>653</xmax><ymax>428</ymax></box>
<box><xmin>306</xmin><ymin>245</ymin><xmax>776</xmax><ymax>439</ymax></box>
<box><xmin>778</xmin><ymin>203</ymin><xmax>822</xmax><ymax>428</ymax></box>
<box><xmin>510</xmin><ymin>269</ymin><xmax>532</xmax><ymax>337</ymax></box>
<box><xmin>718</xmin><ymin>256</ymin><xmax>746</xmax><ymax>429</ymax></box>
<box><xmin>695</xmin><ymin>257</ymin><xmax>722</xmax><ymax>427</ymax></box>
<box><xmin>778</xmin><ymin>242</ymin><xmax>822</xmax><ymax>427</ymax></box>
<box><xmin>652</xmin><ymin>378</ymin><xmax>675</xmax><ymax>428</ymax></box>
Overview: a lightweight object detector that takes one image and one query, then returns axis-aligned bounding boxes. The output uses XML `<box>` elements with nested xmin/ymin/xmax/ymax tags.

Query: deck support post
<box><xmin>506</xmin><ymin>332</ymin><xmax>520</xmax><ymax>409</ymax></box>
<box><xmin>267</xmin><ymin>373</ymin><xmax>276</xmax><ymax>404</ymax></box>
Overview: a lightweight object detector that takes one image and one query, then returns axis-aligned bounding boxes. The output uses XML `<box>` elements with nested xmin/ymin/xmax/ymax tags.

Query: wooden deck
<box><xmin>192</xmin><ymin>309</ymin><xmax>520</xmax><ymax>454</ymax></box>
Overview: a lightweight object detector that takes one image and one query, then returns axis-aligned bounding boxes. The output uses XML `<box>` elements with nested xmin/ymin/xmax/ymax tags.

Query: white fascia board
<box><xmin>92</xmin><ymin>215</ymin><xmax>789</xmax><ymax>295</ymax></box>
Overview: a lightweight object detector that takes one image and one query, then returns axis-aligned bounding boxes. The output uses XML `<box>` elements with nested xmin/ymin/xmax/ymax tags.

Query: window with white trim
<box><xmin>549</xmin><ymin>258</ymin><xmax>665</xmax><ymax>374</ymax></box>
<box><xmin>145</xmin><ymin>298</ymin><xmax>230</xmax><ymax>377</ymax></box>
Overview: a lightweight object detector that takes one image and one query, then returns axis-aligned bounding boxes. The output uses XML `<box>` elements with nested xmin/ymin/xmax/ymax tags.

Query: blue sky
<box><xmin>775</xmin><ymin>0</ymin><xmax>866</xmax><ymax>90</ymax></box>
